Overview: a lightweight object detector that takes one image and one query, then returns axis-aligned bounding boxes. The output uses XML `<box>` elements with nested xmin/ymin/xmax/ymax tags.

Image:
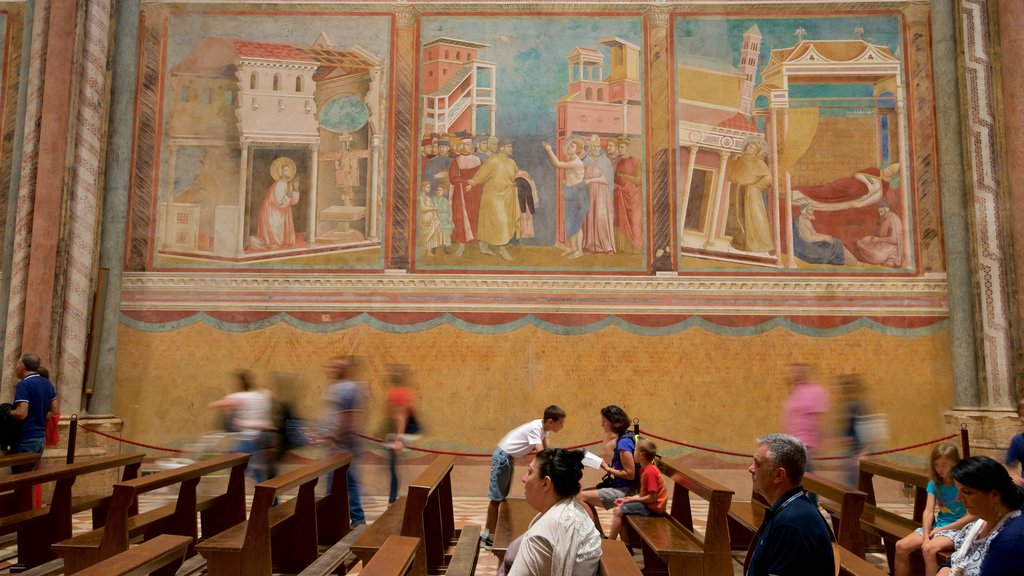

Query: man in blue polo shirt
<box><xmin>10</xmin><ymin>353</ymin><xmax>58</xmax><ymax>471</ymax></box>
<box><xmin>746</xmin><ymin>433</ymin><xmax>835</xmax><ymax>576</ymax></box>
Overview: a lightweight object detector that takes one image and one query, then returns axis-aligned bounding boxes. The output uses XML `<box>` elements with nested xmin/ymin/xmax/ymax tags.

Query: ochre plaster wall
<box><xmin>113</xmin><ymin>321</ymin><xmax>953</xmax><ymax>467</ymax></box>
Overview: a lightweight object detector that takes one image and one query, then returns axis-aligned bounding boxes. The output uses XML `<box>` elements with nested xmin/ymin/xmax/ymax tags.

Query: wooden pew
<box><xmin>72</xmin><ymin>534</ymin><xmax>193</xmax><ymax>576</ymax></box>
<box><xmin>195</xmin><ymin>453</ymin><xmax>352</xmax><ymax>576</ymax></box>
<box><xmin>351</xmin><ymin>454</ymin><xmax>480</xmax><ymax>576</ymax></box>
<box><xmin>491</xmin><ymin>497</ymin><xmax>537</xmax><ymax>564</ymax></box>
<box><xmin>54</xmin><ymin>452</ymin><xmax>249</xmax><ymax>575</ymax></box>
<box><xmin>622</xmin><ymin>456</ymin><xmax>734</xmax><ymax>576</ymax></box>
<box><xmin>0</xmin><ymin>452</ymin><xmax>144</xmax><ymax>569</ymax></box>
<box><xmin>728</xmin><ymin>473</ymin><xmax>883</xmax><ymax>576</ymax></box>
<box><xmin>599</xmin><ymin>538</ymin><xmax>643</xmax><ymax>576</ymax></box>
<box><xmin>0</xmin><ymin>451</ymin><xmax>41</xmax><ymax>470</ymax></box>
<box><xmin>359</xmin><ymin>535</ymin><xmax>420</xmax><ymax>576</ymax></box>
<box><xmin>821</xmin><ymin>458</ymin><xmax>932</xmax><ymax>574</ymax></box>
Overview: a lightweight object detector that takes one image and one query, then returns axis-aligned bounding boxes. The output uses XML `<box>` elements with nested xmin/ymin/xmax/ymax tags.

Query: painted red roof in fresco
<box><xmin>231</xmin><ymin>40</ymin><xmax>317</xmax><ymax>63</ymax></box>
<box><xmin>717</xmin><ymin>112</ymin><xmax>760</xmax><ymax>133</ymax></box>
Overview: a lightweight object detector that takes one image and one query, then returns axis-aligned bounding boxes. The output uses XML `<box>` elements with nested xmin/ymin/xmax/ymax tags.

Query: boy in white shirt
<box><xmin>481</xmin><ymin>405</ymin><xmax>566</xmax><ymax>547</ymax></box>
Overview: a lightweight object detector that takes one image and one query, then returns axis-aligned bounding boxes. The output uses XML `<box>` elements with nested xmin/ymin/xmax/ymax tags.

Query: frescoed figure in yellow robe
<box><xmin>469</xmin><ymin>140</ymin><xmax>520</xmax><ymax>261</ymax></box>
<box><xmin>726</xmin><ymin>138</ymin><xmax>774</xmax><ymax>254</ymax></box>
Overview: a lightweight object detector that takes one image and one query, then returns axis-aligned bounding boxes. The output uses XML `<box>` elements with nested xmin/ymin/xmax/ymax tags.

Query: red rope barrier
<box><xmin>354</xmin><ymin>433</ymin><xmax>602</xmax><ymax>456</ymax></box>
<box><xmin>78</xmin><ymin>423</ymin><xmax>959</xmax><ymax>463</ymax></box>
<box><xmin>640</xmin><ymin>429</ymin><xmax>961</xmax><ymax>460</ymax></box>
<box><xmin>79</xmin><ymin>424</ymin><xmax>186</xmax><ymax>453</ymax></box>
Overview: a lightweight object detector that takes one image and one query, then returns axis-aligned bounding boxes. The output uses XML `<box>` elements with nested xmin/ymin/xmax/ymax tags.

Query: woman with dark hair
<box><xmin>501</xmin><ymin>448</ymin><xmax>602</xmax><ymax>576</ymax></box>
<box><xmin>577</xmin><ymin>405</ymin><xmax>637</xmax><ymax>533</ymax></box>
<box><xmin>939</xmin><ymin>456</ymin><xmax>1024</xmax><ymax>576</ymax></box>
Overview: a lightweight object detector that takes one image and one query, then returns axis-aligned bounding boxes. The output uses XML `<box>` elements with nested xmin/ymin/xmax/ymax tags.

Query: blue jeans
<box><xmin>327</xmin><ymin>454</ymin><xmax>365</xmax><ymax>526</ymax></box>
<box><xmin>388</xmin><ymin>448</ymin><xmax>399</xmax><ymax>504</ymax></box>
<box><xmin>235</xmin><ymin>435</ymin><xmax>268</xmax><ymax>484</ymax></box>
<box><xmin>13</xmin><ymin>437</ymin><xmax>44</xmax><ymax>473</ymax></box>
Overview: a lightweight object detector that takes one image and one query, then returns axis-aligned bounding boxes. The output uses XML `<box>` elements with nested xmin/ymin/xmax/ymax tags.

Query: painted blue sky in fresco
<box><xmin>421</xmin><ymin>16</ymin><xmax>643</xmax><ymax>138</ymax></box>
<box><xmin>676</xmin><ymin>15</ymin><xmax>903</xmax><ymax>103</ymax></box>
<box><xmin>164</xmin><ymin>12</ymin><xmax>392</xmax><ymax>68</ymax></box>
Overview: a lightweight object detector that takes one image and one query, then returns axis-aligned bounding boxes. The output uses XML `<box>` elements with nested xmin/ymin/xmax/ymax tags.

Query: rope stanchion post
<box><xmin>633</xmin><ymin>418</ymin><xmax>640</xmax><ymax>439</ymax></box>
<box><xmin>67</xmin><ymin>414</ymin><xmax>78</xmax><ymax>464</ymax></box>
<box><xmin>960</xmin><ymin>424</ymin><xmax>970</xmax><ymax>459</ymax></box>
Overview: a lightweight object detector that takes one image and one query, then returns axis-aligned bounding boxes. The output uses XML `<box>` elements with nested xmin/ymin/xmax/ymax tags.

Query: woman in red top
<box><xmin>384</xmin><ymin>364</ymin><xmax>419</xmax><ymax>504</ymax></box>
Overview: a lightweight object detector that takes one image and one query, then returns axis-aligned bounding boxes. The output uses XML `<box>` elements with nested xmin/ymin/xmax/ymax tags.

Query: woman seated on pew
<box><xmin>577</xmin><ymin>405</ymin><xmax>637</xmax><ymax>533</ymax></box>
<box><xmin>940</xmin><ymin>456</ymin><xmax>1024</xmax><ymax>576</ymax></box>
<box><xmin>499</xmin><ymin>448</ymin><xmax>603</xmax><ymax>576</ymax></box>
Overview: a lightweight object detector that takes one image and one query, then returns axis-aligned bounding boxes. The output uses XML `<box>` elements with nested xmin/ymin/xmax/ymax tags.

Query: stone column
<box><xmin>938</xmin><ymin>0</ymin><xmax>1018</xmax><ymax>456</ymax></box>
<box><xmin>0</xmin><ymin>2</ymin><xmax>35</xmax><ymax>399</ymax></box>
<box><xmin>88</xmin><ymin>0</ymin><xmax>140</xmax><ymax>415</ymax></box>
<box><xmin>57</xmin><ymin>0</ymin><xmax>112</xmax><ymax>415</ymax></box>
<box><xmin>19</xmin><ymin>0</ymin><xmax>80</xmax><ymax>366</ymax></box>
<box><xmin>994</xmin><ymin>0</ymin><xmax>1024</xmax><ymax>403</ymax></box>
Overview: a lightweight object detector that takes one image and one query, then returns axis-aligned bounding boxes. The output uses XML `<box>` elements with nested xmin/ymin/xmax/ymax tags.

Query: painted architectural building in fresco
<box><xmin>421</xmin><ymin>37</ymin><xmax>496</xmax><ymax>137</ymax></box>
<box><xmin>679</xmin><ymin>24</ymin><xmax>910</xmax><ymax>271</ymax></box>
<box><xmin>555</xmin><ymin>38</ymin><xmax>644</xmax><ymax>250</ymax></box>
<box><xmin>159</xmin><ymin>32</ymin><xmax>386</xmax><ymax>262</ymax></box>
<box><xmin>678</xmin><ymin>25</ymin><xmax>777</xmax><ymax>266</ymax></box>
<box><xmin>752</xmin><ymin>37</ymin><xmax>908</xmax><ymax>269</ymax></box>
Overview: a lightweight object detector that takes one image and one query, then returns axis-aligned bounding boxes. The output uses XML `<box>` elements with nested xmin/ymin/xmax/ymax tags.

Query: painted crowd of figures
<box><xmin>417</xmin><ymin>133</ymin><xmax>643</xmax><ymax>261</ymax></box>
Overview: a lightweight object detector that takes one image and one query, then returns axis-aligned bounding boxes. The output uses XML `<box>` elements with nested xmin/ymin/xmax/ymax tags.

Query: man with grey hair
<box><xmin>746</xmin><ymin>433</ymin><xmax>834</xmax><ymax>576</ymax></box>
<box><xmin>9</xmin><ymin>353</ymin><xmax>58</xmax><ymax>472</ymax></box>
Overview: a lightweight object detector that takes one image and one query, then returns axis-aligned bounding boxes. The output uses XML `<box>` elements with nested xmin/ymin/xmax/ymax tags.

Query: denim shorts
<box><xmin>620</xmin><ymin>501</ymin><xmax>656</xmax><ymax>516</ymax></box>
<box><xmin>488</xmin><ymin>448</ymin><xmax>514</xmax><ymax>502</ymax></box>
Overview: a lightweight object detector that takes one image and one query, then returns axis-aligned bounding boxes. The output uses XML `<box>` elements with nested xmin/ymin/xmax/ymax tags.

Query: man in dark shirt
<box><xmin>10</xmin><ymin>353</ymin><xmax>58</xmax><ymax>472</ymax></box>
<box><xmin>746</xmin><ymin>433</ymin><xmax>835</xmax><ymax>576</ymax></box>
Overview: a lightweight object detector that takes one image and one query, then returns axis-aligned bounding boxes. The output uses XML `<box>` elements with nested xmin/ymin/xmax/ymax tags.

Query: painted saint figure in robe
<box><xmin>608</xmin><ymin>136</ymin><xmax>643</xmax><ymax>254</ymax></box>
<box><xmin>449</xmin><ymin>137</ymin><xmax>482</xmax><ymax>256</ymax></box>
<box><xmin>581</xmin><ymin>135</ymin><xmax>616</xmax><ymax>253</ymax></box>
<box><xmin>853</xmin><ymin>201</ymin><xmax>905</xmax><ymax>267</ymax></box>
<box><xmin>253</xmin><ymin>157</ymin><xmax>300</xmax><ymax>250</ymax></box>
<box><xmin>469</xmin><ymin>140</ymin><xmax>520</xmax><ymax>261</ymax></box>
<box><xmin>543</xmin><ymin>138</ymin><xmax>588</xmax><ymax>260</ymax></box>
<box><xmin>793</xmin><ymin>204</ymin><xmax>858</xmax><ymax>265</ymax></box>
<box><xmin>418</xmin><ymin>181</ymin><xmax>442</xmax><ymax>254</ymax></box>
<box><xmin>726</xmin><ymin>138</ymin><xmax>774</xmax><ymax>254</ymax></box>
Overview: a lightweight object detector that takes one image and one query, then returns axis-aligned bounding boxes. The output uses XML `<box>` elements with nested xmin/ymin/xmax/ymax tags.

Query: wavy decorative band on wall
<box><xmin>121</xmin><ymin>309</ymin><xmax>947</xmax><ymax>337</ymax></box>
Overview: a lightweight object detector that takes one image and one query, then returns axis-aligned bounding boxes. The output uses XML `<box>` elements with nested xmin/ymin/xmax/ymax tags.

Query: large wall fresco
<box><xmin>414</xmin><ymin>16</ymin><xmax>647</xmax><ymax>272</ymax></box>
<box><xmin>135</xmin><ymin>7</ymin><xmax>393</xmax><ymax>270</ymax></box>
<box><xmin>126</xmin><ymin>5</ymin><xmax>942</xmax><ymax>279</ymax></box>
<box><xmin>674</xmin><ymin>14</ymin><xmax>927</xmax><ymax>274</ymax></box>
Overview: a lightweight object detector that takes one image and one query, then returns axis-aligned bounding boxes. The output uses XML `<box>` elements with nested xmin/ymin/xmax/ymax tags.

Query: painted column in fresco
<box><xmin>647</xmin><ymin>6</ymin><xmax>672</xmax><ymax>271</ymax></box>
<box><xmin>389</xmin><ymin>6</ymin><xmax>416</xmax><ymax>269</ymax></box>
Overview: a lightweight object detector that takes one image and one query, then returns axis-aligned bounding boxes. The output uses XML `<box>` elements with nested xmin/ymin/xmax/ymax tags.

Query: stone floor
<box><xmin>0</xmin><ymin>456</ymin><xmax>907</xmax><ymax>574</ymax></box>
<box><xmin>0</xmin><ymin>491</ymin><xmax>897</xmax><ymax>575</ymax></box>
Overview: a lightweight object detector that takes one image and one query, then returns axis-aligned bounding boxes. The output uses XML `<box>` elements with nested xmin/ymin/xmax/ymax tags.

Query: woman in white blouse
<box><xmin>501</xmin><ymin>448</ymin><xmax>603</xmax><ymax>576</ymax></box>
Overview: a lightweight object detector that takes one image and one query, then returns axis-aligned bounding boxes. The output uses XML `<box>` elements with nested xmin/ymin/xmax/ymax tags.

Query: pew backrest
<box><xmin>858</xmin><ymin>459</ymin><xmax>929</xmax><ymax>522</ymax></box>
<box><xmin>0</xmin><ymin>453</ymin><xmax>144</xmax><ymax>568</ymax></box>
<box><xmin>804</xmin><ymin>472</ymin><xmax>867</xmax><ymax>556</ymax></box>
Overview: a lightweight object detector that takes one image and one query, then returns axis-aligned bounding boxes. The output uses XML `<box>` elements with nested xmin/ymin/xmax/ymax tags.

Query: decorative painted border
<box><xmin>120</xmin><ymin>309</ymin><xmax>948</xmax><ymax>337</ymax></box>
<box><xmin>120</xmin><ymin>271</ymin><xmax>949</xmax><ymax>316</ymax></box>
